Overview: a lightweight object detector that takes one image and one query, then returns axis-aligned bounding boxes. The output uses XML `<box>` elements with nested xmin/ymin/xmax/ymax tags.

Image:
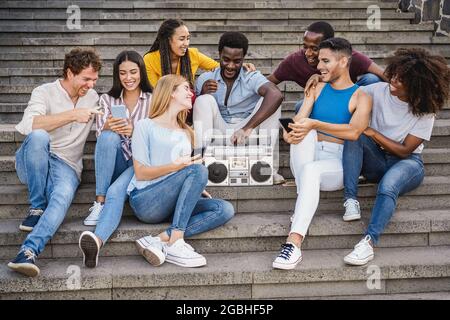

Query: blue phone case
<box><xmin>111</xmin><ymin>105</ymin><xmax>127</xmax><ymax>118</ymax></box>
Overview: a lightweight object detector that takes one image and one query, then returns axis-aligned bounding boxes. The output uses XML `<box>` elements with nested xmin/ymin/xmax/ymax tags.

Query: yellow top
<box><xmin>144</xmin><ymin>48</ymin><xmax>220</xmax><ymax>88</ymax></box>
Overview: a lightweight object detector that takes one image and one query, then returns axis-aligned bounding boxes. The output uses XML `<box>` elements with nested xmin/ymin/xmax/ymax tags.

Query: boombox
<box><xmin>203</xmin><ymin>135</ymin><xmax>274</xmax><ymax>186</ymax></box>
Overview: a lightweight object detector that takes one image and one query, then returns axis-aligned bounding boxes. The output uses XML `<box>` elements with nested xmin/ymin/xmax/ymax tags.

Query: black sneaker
<box><xmin>79</xmin><ymin>231</ymin><xmax>101</xmax><ymax>268</ymax></box>
<box><xmin>19</xmin><ymin>208</ymin><xmax>44</xmax><ymax>232</ymax></box>
<box><xmin>7</xmin><ymin>249</ymin><xmax>40</xmax><ymax>277</ymax></box>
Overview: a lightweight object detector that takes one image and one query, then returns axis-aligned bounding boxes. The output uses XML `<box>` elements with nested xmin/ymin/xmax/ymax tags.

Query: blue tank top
<box><xmin>310</xmin><ymin>83</ymin><xmax>359</xmax><ymax>128</ymax></box>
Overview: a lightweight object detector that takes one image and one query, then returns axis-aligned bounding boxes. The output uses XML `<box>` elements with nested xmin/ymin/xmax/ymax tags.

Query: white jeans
<box><xmin>290</xmin><ymin>130</ymin><xmax>344</xmax><ymax>237</ymax></box>
<box><xmin>193</xmin><ymin>94</ymin><xmax>281</xmax><ymax>170</ymax></box>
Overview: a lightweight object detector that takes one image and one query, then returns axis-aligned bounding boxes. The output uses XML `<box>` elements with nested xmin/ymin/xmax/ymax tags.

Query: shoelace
<box><xmin>88</xmin><ymin>202</ymin><xmax>103</xmax><ymax>214</ymax></box>
<box><xmin>278</xmin><ymin>243</ymin><xmax>295</xmax><ymax>260</ymax></box>
<box><xmin>23</xmin><ymin>249</ymin><xmax>36</xmax><ymax>262</ymax></box>
<box><xmin>354</xmin><ymin>235</ymin><xmax>372</xmax><ymax>254</ymax></box>
<box><xmin>344</xmin><ymin>199</ymin><xmax>359</xmax><ymax>208</ymax></box>
<box><xmin>29</xmin><ymin>209</ymin><xmax>43</xmax><ymax>217</ymax></box>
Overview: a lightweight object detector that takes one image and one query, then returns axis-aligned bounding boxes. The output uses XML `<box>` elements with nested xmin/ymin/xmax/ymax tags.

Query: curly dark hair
<box><xmin>146</xmin><ymin>19</ymin><xmax>194</xmax><ymax>87</ymax></box>
<box><xmin>384</xmin><ymin>48</ymin><xmax>449</xmax><ymax>116</ymax></box>
<box><xmin>62</xmin><ymin>48</ymin><xmax>102</xmax><ymax>79</ymax></box>
<box><xmin>218</xmin><ymin>32</ymin><xmax>249</xmax><ymax>56</ymax></box>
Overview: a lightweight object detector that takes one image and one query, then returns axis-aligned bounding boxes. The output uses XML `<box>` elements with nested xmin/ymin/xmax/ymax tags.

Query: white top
<box><xmin>362</xmin><ymin>82</ymin><xmax>435</xmax><ymax>154</ymax></box>
<box><xmin>127</xmin><ymin>118</ymin><xmax>191</xmax><ymax>194</ymax></box>
<box><xmin>15</xmin><ymin>79</ymin><xmax>99</xmax><ymax>179</ymax></box>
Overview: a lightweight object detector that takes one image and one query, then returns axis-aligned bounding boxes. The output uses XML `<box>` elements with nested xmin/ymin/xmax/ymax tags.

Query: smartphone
<box><xmin>111</xmin><ymin>104</ymin><xmax>127</xmax><ymax>119</ymax></box>
<box><xmin>279</xmin><ymin>117</ymin><xmax>294</xmax><ymax>133</ymax></box>
<box><xmin>191</xmin><ymin>147</ymin><xmax>206</xmax><ymax>158</ymax></box>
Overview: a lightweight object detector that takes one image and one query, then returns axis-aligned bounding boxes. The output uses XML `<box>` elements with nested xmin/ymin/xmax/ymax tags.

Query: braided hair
<box><xmin>384</xmin><ymin>48</ymin><xmax>449</xmax><ymax>116</ymax></box>
<box><xmin>147</xmin><ymin>19</ymin><xmax>194</xmax><ymax>87</ymax></box>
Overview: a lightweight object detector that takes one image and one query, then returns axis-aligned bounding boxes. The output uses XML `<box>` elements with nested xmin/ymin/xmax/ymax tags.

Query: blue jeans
<box><xmin>15</xmin><ymin>130</ymin><xmax>80</xmax><ymax>256</ymax></box>
<box><xmin>94</xmin><ymin>131</ymin><xmax>134</xmax><ymax>242</ymax></box>
<box><xmin>343</xmin><ymin>134</ymin><xmax>425</xmax><ymax>244</ymax></box>
<box><xmin>294</xmin><ymin>73</ymin><xmax>382</xmax><ymax>114</ymax></box>
<box><xmin>129</xmin><ymin>164</ymin><xmax>234</xmax><ymax>237</ymax></box>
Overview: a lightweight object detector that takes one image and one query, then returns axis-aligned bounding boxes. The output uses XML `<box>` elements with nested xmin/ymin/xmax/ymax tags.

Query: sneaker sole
<box><xmin>7</xmin><ymin>262</ymin><xmax>40</xmax><ymax>277</ymax></box>
<box><xmin>79</xmin><ymin>233</ymin><xmax>99</xmax><ymax>268</ymax></box>
<box><xmin>166</xmin><ymin>255</ymin><xmax>207</xmax><ymax>268</ymax></box>
<box><xmin>135</xmin><ymin>240</ymin><xmax>165</xmax><ymax>267</ymax></box>
<box><xmin>343</xmin><ymin>214</ymin><xmax>361</xmax><ymax>222</ymax></box>
<box><xmin>83</xmin><ymin>220</ymin><xmax>98</xmax><ymax>226</ymax></box>
<box><xmin>344</xmin><ymin>254</ymin><xmax>374</xmax><ymax>266</ymax></box>
<box><xmin>272</xmin><ymin>255</ymin><xmax>303</xmax><ymax>270</ymax></box>
<box><xmin>19</xmin><ymin>225</ymin><xmax>33</xmax><ymax>232</ymax></box>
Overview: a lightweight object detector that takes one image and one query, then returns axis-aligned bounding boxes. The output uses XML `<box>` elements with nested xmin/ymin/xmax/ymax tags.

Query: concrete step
<box><xmin>1</xmin><ymin>209</ymin><xmax>449</xmax><ymax>260</ymax></box>
<box><xmin>0</xmin><ymin>23</ymin><xmax>435</xmax><ymax>35</ymax></box>
<box><xmin>0</xmin><ymin>33</ymin><xmax>442</xmax><ymax>46</ymax></box>
<box><xmin>0</xmin><ymin>1</ymin><xmax>400</xmax><ymax>10</ymax></box>
<box><xmin>0</xmin><ymin>246</ymin><xmax>449</xmax><ymax>299</ymax></box>
<box><xmin>0</xmin><ymin>176</ymin><xmax>449</xmax><ymax>219</ymax></box>
<box><xmin>0</xmin><ymin>10</ymin><xmax>415</xmax><ymax>22</ymax></box>
<box><xmin>294</xmin><ymin>291</ymin><xmax>450</xmax><ymax>300</ymax></box>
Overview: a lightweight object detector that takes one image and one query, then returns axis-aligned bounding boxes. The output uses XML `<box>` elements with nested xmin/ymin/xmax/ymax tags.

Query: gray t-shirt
<box><xmin>362</xmin><ymin>82</ymin><xmax>435</xmax><ymax>154</ymax></box>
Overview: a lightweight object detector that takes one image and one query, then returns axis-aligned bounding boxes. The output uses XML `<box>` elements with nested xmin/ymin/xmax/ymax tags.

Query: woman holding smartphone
<box><xmin>78</xmin><ymin>50</ymin><xmax>152</xmax><ymax>268</ymax></box>
<box><xmin>129</xmin><ymin>74</ymin><xmax>234</xmax><ymax>268</ymax></box>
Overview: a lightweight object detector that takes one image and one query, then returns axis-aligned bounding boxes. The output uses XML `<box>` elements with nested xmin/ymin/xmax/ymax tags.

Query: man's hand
<box><xmin>363</xmin><ymin>127</ymin><xmax>377</xmax><ymax>138</ymax></box>
<box><xmin>304</xmin><ymin>74</ymin><xmax>321</xmax><ymax>97</ymax></box>
<box><xmin>201</xmin><ymin>79</ymin><xmax>218</xmax><ymax>95</ymax></box>
<box><xmin>283</xmin><ymin>118</ymin><xmax>316</xmax><ymax>144</ymax></box>
<box><xmin>72</xmin><ymin>108</ymin><xmax>102</xmax><ymax>123</ymax></box>
<box><xmin>230</xmin><ymin>128</ymin><xmax>253</xmax><ymax>145</ymax></box>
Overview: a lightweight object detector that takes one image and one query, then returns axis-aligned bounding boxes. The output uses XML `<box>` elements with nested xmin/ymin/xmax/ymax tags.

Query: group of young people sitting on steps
<box><xmin>7</xmin><ymin>19</ymin><xmax>449</xmax><ymax>277</ymax></box>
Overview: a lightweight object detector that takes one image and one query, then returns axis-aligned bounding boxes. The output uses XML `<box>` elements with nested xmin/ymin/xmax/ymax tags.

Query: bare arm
<box><xmin>367</xmin><ymin>62</ymin><xmax>388</xmax><ymax>82</ymax></box>
<box><xmin>267</xmin><ymin>74</ymin><xmax>281</xmax><ymax>85</ymax></box>
<box><xmin>365</xmin><ymin>129</ymin><xmax>423</xmax><ymax>158</ymax></box>
<box><xmin>242</xmin><ymin>82</ymin><xmax>283</xmax><ymax>131</ymax></box>
<box><xmin>33</xmin><ymin>108</ymin><xmax>100</xmax><ymax>132</ymax></box>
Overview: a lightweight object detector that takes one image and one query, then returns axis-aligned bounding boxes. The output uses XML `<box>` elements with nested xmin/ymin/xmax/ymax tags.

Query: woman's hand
<box><xmin>243</xmin><ymin>62</ymin><xmax>257</xmax><ymax>72</ymax></box>
<box><xmin>201</xmin><ymin>190</ymin><xmax>212</xmax><ymax>199</ymax></box>
<box><xmin>304</xmin><ymin>74</ymin><xmax>321</xmax><ymax>97</ymax></box>
<box><xmin>174</xmin><ymin>154</ymin><xmax>204</xmax><ymax>170</ymax></box>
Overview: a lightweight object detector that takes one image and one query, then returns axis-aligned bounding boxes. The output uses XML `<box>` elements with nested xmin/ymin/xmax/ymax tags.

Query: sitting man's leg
<box><xmin>193</xmin><ymin>94</ymin><xmax>228</xmax><ymax>148</ymax></box>
<box><xmin>8</xmin><ymin>154</ymin><xmax>80</xmax><ymax>277</ymax></box>
<box><xmin>15</xmin><ymin>129</ymin><xmax>51</xmax><ymax>232</ymax></box>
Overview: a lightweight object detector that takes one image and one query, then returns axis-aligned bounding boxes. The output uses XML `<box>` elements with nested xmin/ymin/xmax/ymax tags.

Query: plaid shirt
<box><xmin>96</xmin><ymin>90</ymin><xmax>152</xmax><ymax>160</ymax></box>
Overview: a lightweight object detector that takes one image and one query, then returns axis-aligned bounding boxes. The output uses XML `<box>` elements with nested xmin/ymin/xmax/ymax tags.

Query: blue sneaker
<box><xmin>19</xmin><ymin>208</ymin><xmax>44</xmax><ymax>232</ymax></box>
<box><xmin>8</xmin><ymin>249</ymin><xmax>40</xmax><ymax>277</ymax></box>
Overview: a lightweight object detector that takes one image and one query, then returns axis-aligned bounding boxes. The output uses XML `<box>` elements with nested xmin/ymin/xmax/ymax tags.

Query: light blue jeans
<box><xmin>343</xmin><ymin>134</ymin><xmax>425</xmax><ymax>244</ymax></box>
<box><xmin>129</xmin><ymin>164</ymin><xmax>234</xmax><ymax>238</ymax></box>
<box><xmin>294</xmin><ymin>73</ymin><xmax>382</xmax><ymax>114</ymax></box>
<box><xmin>93</xmin><ymin>131</ymin><xmax>134</xmax><ymax>243</ymax></box>
<box><xmin>15</xmin><ymin>130</ymin><xmax>80</xmax><ymax>256</ymax></box>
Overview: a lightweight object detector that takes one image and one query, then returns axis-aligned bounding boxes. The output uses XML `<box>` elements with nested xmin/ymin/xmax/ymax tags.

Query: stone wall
<box><xmin>399</xmin><ymin>0</ymin><xmax>450</xmax><ymax>36</ymax></box>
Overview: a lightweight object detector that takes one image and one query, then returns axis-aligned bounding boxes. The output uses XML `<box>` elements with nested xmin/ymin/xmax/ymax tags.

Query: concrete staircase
<box><xmin>0</xmin><ymin>0</ymin><xmax>449</xmax><ymax>300</ymax></box>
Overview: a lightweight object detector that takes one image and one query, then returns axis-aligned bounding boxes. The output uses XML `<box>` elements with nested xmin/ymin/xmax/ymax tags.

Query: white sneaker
<box><xmin>79</xmin><ymin>231</ymin><xmax>102</xmax><ymax>268</ymax></box>
<box><xmin>273</xmin><ymin>172</ymin><xmax>286</xmax><ymax>185</ymax></box>
<box><xmin>135</xmin><ymin>235</ymin><xmax>166</xmax><ymax>267</ymax></box>
<box><xmin>344</xmin><ymin>235</ymin><xmax>374</xmax><ymax>266</ymax></box>
<box><xmin>272</xmin><ymin>242</ymin><xmax>302</xmax><ymax>270</ymax></box>
<box><xmin>83</xmin><ymin>201</ymin><xmax>104</xmax><ymax>226</ymax></box>
<box><xmin>165</xmin><ymin>239</ymin><xmax>206</xmax><ymax>268</ymax></box>
<box><xmin>343</xmin><ymin>198</ymin><xmax>361</xmax><ymax>222</ymax></box>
